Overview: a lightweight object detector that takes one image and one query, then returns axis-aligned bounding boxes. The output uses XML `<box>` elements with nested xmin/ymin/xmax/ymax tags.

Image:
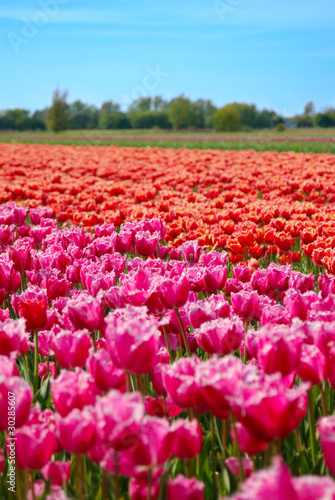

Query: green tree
<box><xmin>128</xmin><ymin>97</ymin><xmax>152</xmax><ymax>113</ymax></box>
<box><xmin>46</xmin><ymin>88</ymin><xmax>69</xmax><ymax>132</ymax></box>
<box><xmin>69</xmin><ymin>100</ymin><xmax>99</xmax><ymax>129</ymax></box>
<box><xmin>153</xmin><ymin>95</ymin><xmax>169</xmax><ymax>111</ymax></box>
<box><xmin>169</xmin><ymin>95</ymin><xmax>192</xmax><ymax>130</ymax></box>
<box><xmin>213</xmin><ymin>104</ymin><xmax>241</xmax><ymax>132</ymax></box>
<box><xmin>0</xmin><ymin>109</ymin><xmax>31</xmax><ymax>130</ymax></box>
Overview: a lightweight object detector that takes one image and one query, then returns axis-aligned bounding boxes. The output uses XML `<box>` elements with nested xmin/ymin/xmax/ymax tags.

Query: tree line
<box><xmin>1</xmin><ymin>89</ymin><xmax>335</xmax><ymax>133</ymax></box>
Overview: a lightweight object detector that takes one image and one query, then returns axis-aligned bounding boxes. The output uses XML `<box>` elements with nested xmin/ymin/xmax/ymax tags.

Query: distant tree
<box><xmin>69</xmin><ymin>100</ymin><xmax>99</xmax><ymax>129</ymax></box>
<box><xmin>153</xmin><ymin>95</ymin><xmax>169</xmax><ymax>111</ymax></box>
<box><xmin>128</xmin><ymin>110</ymin><xmax>171</xmax><ymax>129</ymax></box>
<box><xmin>46</xmin><ymin>88</ymin><xmax>69</xmax><ymax>132</ymax></box>
<box><xmin>169</xmin><ymin>95</ymin><xmax>192</xmax><ymax>130</ymax></box>
<box><xmin>189</xmin><ymin>99</ymin><xmax>217</xmax><ymax>129</ymax></box>
<box><xmin>128</xmin><ymin>97</ymin><xmax>152</xmax><ymax>113</ymax></box>
<box><xmin>0</xmin><ymin>109</ymin><xmax>31</xmax><ymax>130</ymax></box>
<box><xmin>254</xmin><ymin>109</ymin><xmax>277</xmax><ymax>129</ymax></box>
<box><xmin>100</xmin><ymin>101</ymin><xmax>121</xmax><ymax>115</ymax></box>
<box><xmin>213</xmin><ymin>104</ymin><xmax>240</xmax><ymax>132</ymax></box>
<box><xmin>99</xmin><ymin>112</ymin><xmax>131</xmax><ymax>129</ymax></box>
<box><xmin>30</xmin><ymin>109</ymin><xmax>48</xmax><ymax>130</ymax></box>
<box><xmin>304</xmin><ymin>101</ymin><xmax>315</xmax><ymax>117</ymax></box>
<box><xmin>315</xmin><ymin>108</ymin><xmax>335</xmax><ymax>127</ymax></box>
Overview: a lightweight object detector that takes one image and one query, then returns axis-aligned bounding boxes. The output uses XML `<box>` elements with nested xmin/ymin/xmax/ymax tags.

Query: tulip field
<box><xmin>1</xmin><ymin>142</ymin><xmax>335</xmax><ymax>500</ymax></box>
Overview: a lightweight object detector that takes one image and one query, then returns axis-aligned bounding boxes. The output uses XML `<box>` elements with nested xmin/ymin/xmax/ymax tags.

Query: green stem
<box><xmin>230</xmin><ymin>411</ymin><xmax>245</xmax><ymax>482</ymax></box>
<box><xmin>319</xmin><ymin>384</ymin><xmax>328</xmax><ymax>416</ymax></box>
<box><xmin>34</xmin><ymin>330</ymin><xmax>39</xmax><ymax>394</ymax></box>
<box><xmin>210</xmin><ymin>413</ymin><xmax>218</xmax><ymax>499</ymax></box>
<box><xmin>222</xmin><ymin>419</ymin><xmax>228</xmax><ymax>461</ymax></box>
<box><xmin>308</xmin><ymin>388</ymin><xmax>317</xmax><ymax>466</ymax></box>
<box><xmin>147</xmin><ymin>468</ymin><xmax>153</xmax><ymax>500</ymax></box>
<box><xmin>114</xmin><ymin>450</ymin><xmax>119</xmax><ymax>500</ymax></box>
<box><xmin>175</xmin><ymin>307</ymin><xmax>191</xmax><ymax>356</ymax></box>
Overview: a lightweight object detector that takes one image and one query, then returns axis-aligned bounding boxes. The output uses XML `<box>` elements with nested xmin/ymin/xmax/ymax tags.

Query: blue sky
<box><xmin>1</xmin><ymin>0</ymin><xmax>335</xmax><ymax>115</ymax></box>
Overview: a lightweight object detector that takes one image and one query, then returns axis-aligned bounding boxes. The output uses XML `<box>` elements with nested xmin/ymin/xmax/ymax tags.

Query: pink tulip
<box><xmin>233</xmin><ymin>374</ymin><xmax>308</xmax><ymax>442</ymax></box>
<box><xmin>27</xmin><ymin>481</ymin><xmax>70</xmax><ymax>500</ymax></box>
<box><xmin>167</xmin><ymin>475</ymin><xmax>205</xmax><ymax>500</ymax></box>
<box><xmin>250</xmin><ymin>268</ymin><xmax>270</xmax><ymax>295</ymax></box>
<box><xmin>194</xmin><ymin>316</ymin><xmax>244</xmax><ymax>355</ymax></box>
<box><xmin>170</xmin><ymin>419</ymin><xmax>202</xmax><ymax>459</ymax></box>
<box><xmin>14</xmin><ymin>424</ymin><xmax>58</xmax><ymax>469</ymax></box>
<box><xmin>51</xmin><ymin>329</ymin><xmax>91</xmax><ymax>369</ymax></box>
<box><xmin>38</xmin><ymin>361</ymin><xmax>57</xmax><ymax>379</ymax></box>
<box><xmin>180</xmin><ymin>240</ymin><xmax>203</xmax><ymax>263</ymax></box>
<box><xmin>144</xmin><ymin>396</ymin><xmax>182</xmax><ymax>418</ymax></box>
<box><xmin>231</xmin><ymin>290</ymin><xmax>260</xmax><ymax>320</ymax></box>
<box><xmin>318</xmin><ymin>416</ymin><xmax>335</xmax><ymax>475</ymax></box>
<box><xmin>66</xmin><ymin>293</ymin><xmax>104</xmax><ymax>332</ymax></box>
<box><xmin>296</xmin><ymin>344</ymin><xmax>330</xmax><ymax>385</ymax></box>
<box><xmin>0</xmin><ymin>375</ymin><xmax>33</xmax><ymax>430</ymax></box>
<box><xmin>41</xmin><ymin>460</ymin><xmax>71</xmax><ymax>486</ymax></box>
<box><xmin>30</xmin><ymin>207</ymin><xmax>54</xmax><ymax>225</ymax></box>
<box><xmin>199</xmin><ymin>355</ymin><xmax>243</xmax><ymax>419</ymax></box>
<box><xmin>267</xmin><ymin>263</ymin><xmax>291</xmax><ymax>291</ymax></box>
<box><xmin>158</xmin><ymin>275</ymin><xmax>189</xmax><ymax>309</ymax></box>
<box><xmin>129</xmin><ymin>417</ymin><xmax>171</xmax><ymax>467</ymax></box>
<box><xmin>226</xmin><ymin>457</ymin><xmax>253</xmax><ymax>479</ymax></box>
<box><xmin>203</xmin><ymin>265</ymin><xmax>227</xmax><ymax>293</ymax></box>
<box><xmin>289</xmin><ymin>271</ymin><xmax>315</xmax><ymax>293</ymax></box>
<box><xmin>222</xmin><ymin>458</ymin><xmax>297</xmax><ymax>500</ymax></box>
<box><xmin>104</xmin><ymin>309</ymin><xmax>160</xmax><ymax>375</ymax></box>
<box><xmin>134</xmin><ymin>230</ymin><xmax>159</xmax><ymax>257</ymax></box>
<box><xmin>164</xmin><ymin>356</ymin><xmax>208</xmax><ymax>413</ymax></box>
<box><xmin>86</xmin><ymin>346</ymin><xmax>126</xmax><ymax>392</ymax></box>
<box><xmin>318</xmin><ymin>274</ymin><xmax>335</xmax><ymax>298</ymax></box>
<box><xmin>261</xmin><ymin>304</ymin><xmax>291</xmax><ymax>326</ymax></box>
<box><xmin>57</xmin><ymin>406</ymin><xmax>98</xmax><ymax>454</ymax></box>
<box><xmin>95</xmin><ymin>391</ymin><xmax>144</xmax><ymax>450</ymax></box>
<box><xmin>201</xmin><ymin>249</ymin><xmax>227</xmax><ymax>267</ymax></box>
<box><xmin>0</xmin><ymin>318</ymin><xmax>27</xmax><ymax>356</ymax></box>
<box><xmin>51</xmin><ymin>369</ymin><xmax>98</xmax><ymax>417</ymax></box>
<box><xmin>283</xmin><ymin>289</ymin><xmax>318</xmax><ymax>321</ymax></box>
<box><xmin>8</xmin><ymin>237</ymin><xmax>34</xmax><ymax>271</ymax></box>
<box><xmin>0</xmin><ymin>449</ymin><xmax>4</xmax><ymax>474</ymax></box>
<box><xmin>230</xmin><ymin>421</ymin><xmax>267</xmax><ymax>455</ymax></box>
<box><xmin>233</xmin><ymin>264</ymin><xmax>251</xmax><ymax>283</ymax></box>
<box><xmin>114</xmin><ymin>230</ymin><xmax>133</xmax><ymax>253</ymax></box>
<box><xmin>255</xmin><ymin>325</ymin><xmax>303</xmax><ymax>376</ymax></box>
<box><xmin>129</xmin><ymin>469</ymin><xmax>163</xmax><ymax>500</ymax></box>
<box><xmin>293</xmin><ymin>476</ymin><xmax>335</xmax><ymax>500</ymax></box>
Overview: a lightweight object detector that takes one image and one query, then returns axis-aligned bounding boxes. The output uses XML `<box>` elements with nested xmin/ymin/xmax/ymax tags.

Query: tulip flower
<box><xmin>14</xmin><ymin>424</ymin><xmax>58</xmax><ymax>469</ymax></box>
<box><xmin>0</xmin><ymin>375</ymin><xmax>33</xmax><ymax>430</ymax></box>
<box><xmin>104</xmin><ymin>309</ymin><xmax>160</xmax><ymax>375</ymax></box>
<box><xmin>318</xmin><ymin>416</ymin><xmax>335</xmax><ymax>475</ymax></box>
<box><xmin>51</xmin><ymin>329</ymin><xmax>91</xmax><ymax>369</ymax></box>
<box><xmin>41</xmin><ymin>460</ymin><xmax>71</xmax><ymax>486</ymax></box>
<box><xmin>233</xmin><ymin>374</ymin><xmax>308</xmax><ymax>442</ymax></box>
<box><xmin>170</xmin><ymin>419</ymin><xmax>203</xmax><ymax>459</ymax></box>
<box><xmin>57</xmin><ymin>406</ymin><xmax>98</xmax><ymax>454</ymax></box>
<box><xmin>12</xmin><ymin>286</ymin><xmax>48</xmax><ymax>330</ymax></box>
<box><xmin>51</xmin><ymin>369</ymin><xmax>98</xmax><ymax>417</ymax></box>
<box><xmin>194</xmin><ymin>316</ymin><xmax>244</xmax><ymax>355</ymax></box>
<box><xmin>167</xmin><ymin>475</ymin><xmax>205</xmax><ymax>500</ymax></box>
<box><xmin>66</xmin><ymin>293</ymin><xmax>105</xmax><ymax>332</ymax></box>
<box><xmin>230</xmin><ymin>422</ymin><xmax>267</xmax><ymax>456</ymax></box>
<box><xmin>86</xmin><ymin>346</ymin><xmax>126</xmax><ymax>392</ymax></box>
